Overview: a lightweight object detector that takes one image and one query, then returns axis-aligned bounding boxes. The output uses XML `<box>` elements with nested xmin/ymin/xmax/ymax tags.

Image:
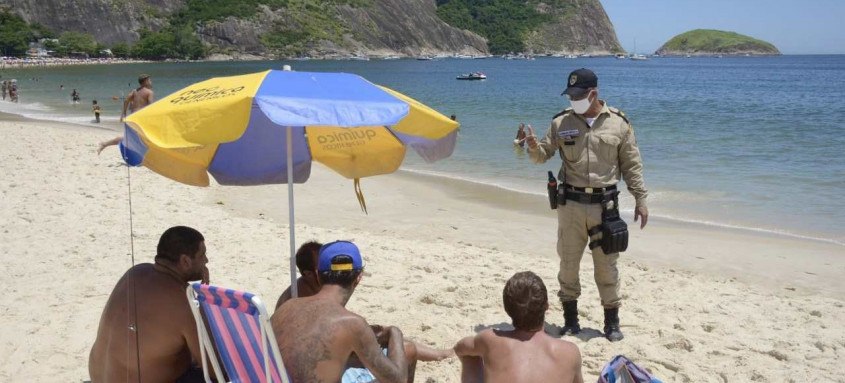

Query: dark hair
<box><xmin>138</xmin><ymin>74</ymin><xmax>150</xmax><ymax>84</ymax></box>
<box><xmin>318</xmin><ymin>269</ymin><xmax>362</xmax><ymax>288</ymax></box>
<box><xmin>503</xmin><ymin>271</ymin><xmax>548</xmax><ymax>331</ymax></box>
<box><xmin>156</xmin><ymin>226</ymin><xmax>204</xmax><ymax>263</ymax></box>
<box><xmin>92</xmin><ymin>100</ymin><xmax>98</xmax><ymax>104</ymax></box>
<box><xmin>295</xmin><ymin>241</ymin><xmax>322</xmax><ymax>274</ymax></box>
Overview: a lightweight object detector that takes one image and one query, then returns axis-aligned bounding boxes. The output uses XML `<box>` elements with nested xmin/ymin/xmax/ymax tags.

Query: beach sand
<box><xmin>1</xmin><ymin>116</ymin><xmax>843</xmax><ymax>382</ymax></box>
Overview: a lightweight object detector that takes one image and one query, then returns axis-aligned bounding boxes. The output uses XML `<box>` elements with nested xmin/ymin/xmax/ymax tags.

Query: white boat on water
<box><xmin>630</xmin><ymin>54</ymin><xmax>648</xmax><ymax>61</ymax></box>
<box><xmin>456</xmin><ymin>72</ymin><xmax>487</xmax><ymax>80</ymax></box>
<box><xmin>564</xmin><ymin>54</ymin><xmax>578</xmax><ymax>59</ymax></box>
<box><xmin>615</xmin><ymin>53</ymin><xmax>627</xmax><ymax>59</ymax></box>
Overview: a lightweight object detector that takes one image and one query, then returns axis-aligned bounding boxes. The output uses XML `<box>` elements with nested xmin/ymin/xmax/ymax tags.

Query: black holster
<box><xmin>589</xmin><ymin>191</ymin><xmax>628</xmax><ymax>254</ymax></box>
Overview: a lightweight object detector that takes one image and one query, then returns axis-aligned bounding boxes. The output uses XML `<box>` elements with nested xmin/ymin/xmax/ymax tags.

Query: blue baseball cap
<box><xmin>318</xmin><ymin>241</ymin><xmax>364</xmax><ymax>272</ymax></box>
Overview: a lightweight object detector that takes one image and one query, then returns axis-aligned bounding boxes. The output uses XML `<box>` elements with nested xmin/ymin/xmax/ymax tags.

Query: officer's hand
<box><xmin>524</xmin><ymin>125</ymin><xmax>539</xmax><ymax>150</ymax></box>
<box><xmin>634</xmin><ymin>206</ymin><xmax>649</xmax><ymax>229</ymax></box>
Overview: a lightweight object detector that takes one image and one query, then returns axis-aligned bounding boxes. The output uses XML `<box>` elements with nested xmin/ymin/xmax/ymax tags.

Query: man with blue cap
<box><xmin>271</xmin><ymin>241</ymin><xmax>412</xmax><ymax>383</ymax></box>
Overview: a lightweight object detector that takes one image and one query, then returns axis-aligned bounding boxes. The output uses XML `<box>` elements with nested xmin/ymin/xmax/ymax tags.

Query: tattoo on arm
<box><xmin>353</xmin><ymin>323</ymin><xmax>406</xmax><ymax>383</ymax></box>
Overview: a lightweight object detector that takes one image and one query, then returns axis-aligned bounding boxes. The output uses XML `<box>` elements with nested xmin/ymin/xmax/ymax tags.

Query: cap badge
<box><xmin>569</xmin><ymin>74</ymin><xmax>577</xmax><ymax>85</ymax></box>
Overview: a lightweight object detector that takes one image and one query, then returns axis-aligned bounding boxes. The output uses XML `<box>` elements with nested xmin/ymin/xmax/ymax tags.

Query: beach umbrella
<box><xmin>119</xmin><ymin>69</ymin><xmax>459</xmax><ymax>296</ymax></box>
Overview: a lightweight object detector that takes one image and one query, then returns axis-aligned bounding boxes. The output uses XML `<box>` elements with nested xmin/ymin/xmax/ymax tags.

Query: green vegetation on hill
<box><xmin>435</xmin><ymin>0</ymin><xmax>576</xmax><ymax>54</ymax></box>
<box><xmin>658</xmin><ymin>29</ymin><xmax>779</xmax><ymax>55</ymax></box>
<box><xmin>261</xmin><ymin>0</ymin><xmax>363</xmax><ymax>57</ymax></box>
<box><xmin>0</xmin><ymin>11</ymin><xmax>53</xmax><ymax>56</ymax></box>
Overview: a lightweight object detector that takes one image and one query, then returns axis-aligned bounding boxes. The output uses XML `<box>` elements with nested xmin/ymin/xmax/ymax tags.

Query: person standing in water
<box><xmin>92</xmin><ymin>100</ymin><xmax>101</xmax><ymax>123</ymax></box>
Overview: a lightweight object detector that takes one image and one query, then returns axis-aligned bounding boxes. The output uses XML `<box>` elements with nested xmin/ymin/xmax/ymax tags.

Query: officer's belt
<box><xmin>564</xmin><ymin>184</ymin><xmax>617</xmax><ymax>194</ymax></box>
<box><xmin>563</xmin><ymin>184</ymin><xmax>617</xmax><ymax>205</ymax></box>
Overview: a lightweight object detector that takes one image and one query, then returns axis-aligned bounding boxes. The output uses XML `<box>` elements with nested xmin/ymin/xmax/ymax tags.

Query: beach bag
<box><xmin>597</xmin><ymin>355</ymin><xmax>662</xmax><ymax>383</ymax></box>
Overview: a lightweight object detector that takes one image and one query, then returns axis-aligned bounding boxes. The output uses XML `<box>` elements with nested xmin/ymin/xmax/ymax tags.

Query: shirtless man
<box><xmin>98</xmin><ymin>74</ymin><xmax>154</xmax><ymax>154</ymax></box>
<box><xmin>121</xmin><ymin>74</ymin><xmax>154</xmax><ymax>121</ymax></box>
<box><xmin>89</xmin><ymin>226</ymin><xmax>211</xmax><ymax>383</ymax></box>
<box><xmin>454</xmin><ymin>271</ymin><xmax>583</xmax><ymax>383</ymax></box>
<box><xmin>275</xmin><ymin>241</ymin><xmax>452</xmax><ymax>370</ymax></box>
<box><xmin>272</xmin><ymin>241</ymin><xmax>410</xmax><ymax>383</ymax></box>
<box><xmin>275</xmin><ymin>241</ymin><xmax>324</xmax><ymax>309</ymax></box>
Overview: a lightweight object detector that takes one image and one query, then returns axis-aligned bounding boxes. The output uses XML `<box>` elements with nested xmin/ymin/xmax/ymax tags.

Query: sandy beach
<box><xmin>1</xmin><ymin>115</ymin><xmax>843</xmax><ymax>382</ymax></box>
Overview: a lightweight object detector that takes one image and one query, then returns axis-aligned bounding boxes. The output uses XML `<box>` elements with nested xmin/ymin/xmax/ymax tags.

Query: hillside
<box><xmin>656</xmin><ymin>29</ymin><xmax>780</xmax><ymax>56</ymax></box>
<box><xmin>0</xmin><ymin>0</ymin><xmax>624</xmax><ymax>58</ymax></box>
<box><xmin>437</xmin><ymin>0</ymin><xmax>623</xmax><ymax>55</ymax></box>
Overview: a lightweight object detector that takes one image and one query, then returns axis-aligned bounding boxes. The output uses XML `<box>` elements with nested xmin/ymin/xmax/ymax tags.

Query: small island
<box><xmin>656</xmin><ymin>29</ymin><xmax>780</xmax><ymax>56</ymax></box>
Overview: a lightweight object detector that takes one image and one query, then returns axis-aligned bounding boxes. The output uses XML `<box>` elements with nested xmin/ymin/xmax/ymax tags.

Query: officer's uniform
<box><xmin>528</xmin><ymin>102</ymin><xmax>647</xmax><ymax>309</ymax></box>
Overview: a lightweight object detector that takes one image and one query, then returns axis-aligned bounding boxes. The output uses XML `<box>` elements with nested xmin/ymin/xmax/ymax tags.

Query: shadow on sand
<box><xmin>473</xmin><ymin>322</ymin><xmax>606</xmax><ymax>342</ymax></box>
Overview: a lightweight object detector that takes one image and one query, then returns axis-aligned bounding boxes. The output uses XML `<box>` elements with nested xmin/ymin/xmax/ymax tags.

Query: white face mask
<box><xmin>569</xmin><ymin>91</ymin><xmax>593</xmax><ymax>114</ymax></box>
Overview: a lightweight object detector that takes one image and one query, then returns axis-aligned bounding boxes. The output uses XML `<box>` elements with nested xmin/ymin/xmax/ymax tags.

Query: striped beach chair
<box><xmin>186</xmin><ymin>283</ymin><xmax>290</xmax><ymax>383</ymax></box>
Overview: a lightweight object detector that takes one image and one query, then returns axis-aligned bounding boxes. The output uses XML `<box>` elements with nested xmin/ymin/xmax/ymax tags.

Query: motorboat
<box><xmin>456</xmin><ymin>72</ymin><xmax>487</xmax><ymax>80</ymax></box>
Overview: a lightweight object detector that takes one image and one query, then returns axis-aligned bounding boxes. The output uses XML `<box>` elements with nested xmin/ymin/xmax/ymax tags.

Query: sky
<box><xmin>602</xmin><ymin>0</ymin><xmax>845</xmax><ymax>54</ymax></box>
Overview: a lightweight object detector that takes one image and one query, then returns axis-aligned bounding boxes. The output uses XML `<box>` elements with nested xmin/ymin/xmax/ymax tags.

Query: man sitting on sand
<box><xmin>272</xmin><ymin>241</ymin><xmax>413</xmax><ymax>383</ymax></box>
<box><xmin>89</xmin><ymin>226</ymin><xmax>211</xmax><ymax>383</ymax></box>
<box><xmin>276</xmin><ymin>241</ymin><xmax>453</xmax><ymax>373</ymax></box>
<box><xmin>275</xmin><ymin>241</ymin><xmax>324</xmax><ymax>309</ymax></box>
<box><xmin>454</xmin><ymin>271</ymin><xmax>583</xmax><ymax>383</ymax></box>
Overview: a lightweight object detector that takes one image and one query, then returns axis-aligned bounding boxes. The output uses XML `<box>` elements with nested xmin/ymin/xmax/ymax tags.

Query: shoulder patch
<box><xmin>553</xmin><ymin>108</ymin><xmax>573</xmax><ymax>120</ymax></box>
<box><xmin>608</xmin><ymin>107</ymin><xmax>630</xmax><ymax>125</ymax></box>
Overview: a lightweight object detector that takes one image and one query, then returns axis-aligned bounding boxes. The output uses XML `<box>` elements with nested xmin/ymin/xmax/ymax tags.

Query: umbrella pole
<box><xmin>287</xmin><ymin>127</ymin><xmax>298</xmax><ymax>298</ymax></box>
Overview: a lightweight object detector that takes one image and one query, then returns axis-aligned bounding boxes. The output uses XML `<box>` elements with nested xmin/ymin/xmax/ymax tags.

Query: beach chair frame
<box><xmin>186</xmin><ymin>283</ymin><xmax>290</xmax><ymax>383</ymax></box>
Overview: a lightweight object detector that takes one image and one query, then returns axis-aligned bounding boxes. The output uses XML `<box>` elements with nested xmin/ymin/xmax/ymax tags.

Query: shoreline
<box><xmin>2</xmin><ymin>111</ymin><xmax>843</xmax><ymax>297</ymax></box>
<box><xmin>397</xmin><ymin>167</ymin><xmax>845</xmax><ymax>247</ymax></box>
<box><xmin>2</xmin><ymin>106</ymin><xmax>842</xmax><ymax>249</ymax></box>
<box><xmin>1</xmin><ymin>116</ymin><xmax>843</xmax><ymax>382</ymax></box>
<box><xmin>0</xmin><ymin>57</ymin><xmax>150</xmax><ymax>69</ymax></box>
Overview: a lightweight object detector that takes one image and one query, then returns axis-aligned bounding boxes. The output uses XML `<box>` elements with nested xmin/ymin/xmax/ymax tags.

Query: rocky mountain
<box><xmin>656</xmin><ymin>29</ymin><xmax>780</xmax><ymax>56</ymax></box>
<box><xmin>0</xmin><ymin>0</ymin><xmax>622</xmax><ymax>58</ymax></box>
<box><xmin>523</xmin><ymin>0</ymin><xmax>623</xmax><ymax>55</ymax></box>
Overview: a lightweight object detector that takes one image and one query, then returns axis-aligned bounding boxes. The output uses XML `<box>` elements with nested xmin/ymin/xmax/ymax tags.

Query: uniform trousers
<box><xmin>556</xmin><ymin>200</ymin><xmax>621</xmax><ymax>308</ymax></box>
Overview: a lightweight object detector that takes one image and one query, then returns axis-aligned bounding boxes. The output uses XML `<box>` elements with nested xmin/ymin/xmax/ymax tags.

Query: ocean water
<box><xmin>2</xmin><ymin>56</ymin><xmax>844</xmax><ymax>244</ymax></box>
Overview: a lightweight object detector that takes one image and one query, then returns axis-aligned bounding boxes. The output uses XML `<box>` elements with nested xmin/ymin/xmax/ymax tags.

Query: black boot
<box><xmin>603</xmin><ymin>307</ymin><xmax>624</xmax><ymax>342</ymax></box>
<box><xmin>560</xmin><ymin>300</ymin><xmax>581</xmax><ymax>335</ymax></box>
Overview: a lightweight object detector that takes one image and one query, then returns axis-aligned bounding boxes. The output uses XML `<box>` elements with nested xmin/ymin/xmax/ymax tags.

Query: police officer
<box><xmin>525</xmin><ymin>68</ymin><xmax>648</xmax><ymax>342</ymax></box>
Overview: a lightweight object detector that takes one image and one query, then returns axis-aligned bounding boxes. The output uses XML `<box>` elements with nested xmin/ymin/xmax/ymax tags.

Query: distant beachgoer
<box><xmin>450</xmin><ymin>114</ymin><xmax>457</xmax><ymax>121</ymax></box>
<box><xmin>71</xmin><ymin>89</ymin><xmax>80</xmax><ymax>104</ymax></box>
<box><xmin>99</xmin><ymin>74</ymin><xmax>155</xmax><ymax>154</ymax></box>
<box><xmin>92</xmin><ymin>100</ymin><xmax>101</xmax><ymax>123</ymax></box>
<box><xmin>121</xmin><ymin>74</ymin><xmax>154</xmax><ymax>122</ymax></box>
<box><xmin>89</xmin><ymin>226</ymin><xmax>211</xmax><ymax>383</ymax></box>
<box><xmin>454</xmin><ymin>271</ymin><xmax>584</xmax><ymax>383</ymax></box>
<box><xmin>271</xmin><ymin>241</ymin><xmax>414</xmax><ymax>383</ymax></box>
<box><xmin>275</xmin><ymin>241</ymin><xmax>453</xmax><ymax>369</ymax></box>
<box><xmin>9</xmin><ymin>83</ymin><xmax>17</xmax><ymax>103</ymax></box>
<box><xmin>60</xmin><ymin>84</ymin><xmax>64</xmax><ymax>90</ymax></box>
<box><xmin>2</xmin><ymin>81</ymin><xmax>7</xmax><ymax>101</ymax></box>
<box><xmin>514</xmin><ymin>123</ymin><xmax>527</xmax><ymax>147</ymax></box>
